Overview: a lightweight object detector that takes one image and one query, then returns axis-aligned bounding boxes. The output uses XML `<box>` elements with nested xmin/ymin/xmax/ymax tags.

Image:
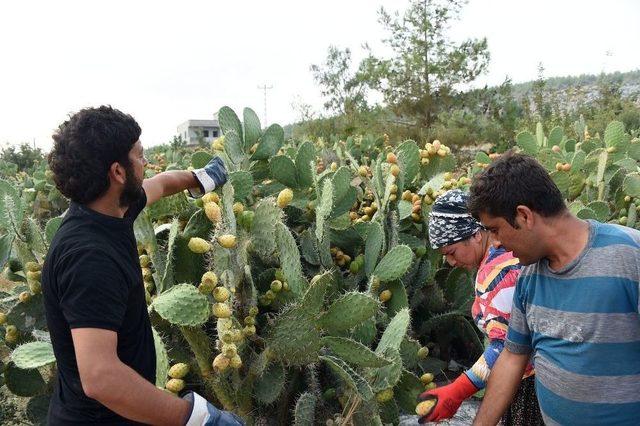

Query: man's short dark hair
<box><xmin>468</xmin><ymin>151</ymin><xmax>566</xmax><ymax>227</ymax></box>
<box><xmin>48</xmin><ymin>106</ymin><xmax>141</xmax><ymax>204</ymax></box>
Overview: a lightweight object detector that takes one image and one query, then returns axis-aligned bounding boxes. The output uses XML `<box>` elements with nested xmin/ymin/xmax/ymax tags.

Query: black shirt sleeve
<box><xmin>57</xmin><ymin>249</ymin><xmax>129</xmax><ymax>331</ymax></box>
<box><xmin>124</xmin><ymin>189</ymin><xmax>148</xmax><ymax>221</ymax></box>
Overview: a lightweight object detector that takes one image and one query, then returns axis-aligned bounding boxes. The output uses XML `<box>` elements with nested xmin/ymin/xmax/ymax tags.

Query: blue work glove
<box><xmin>183</xmin><ymin>392</ymin><xmax>244</xmax><ymax>426</ymax></box>
<box><xmin>189</xmin><ymin>157</ymin><xmax>228</xmax><ymax>198</ymax></box>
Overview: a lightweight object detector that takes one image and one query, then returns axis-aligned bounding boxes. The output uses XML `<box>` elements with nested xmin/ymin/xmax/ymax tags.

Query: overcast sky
<box><xmin>0</xmin><ymin>0</ymin><xmax>638</xmax><ymax>151</ymax></box>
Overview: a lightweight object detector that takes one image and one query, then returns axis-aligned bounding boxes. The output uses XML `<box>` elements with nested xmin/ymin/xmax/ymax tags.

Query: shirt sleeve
<box><xmin>504</xmin><ymin>279</ymin><xmax>532</xmax><ymax>355</ymax></box>
<box><xmin>465</xmin><ymin>339</ymin><xmax>504</xmax><ymax>389</ymax></box>
<box><xmin>125</xmin><ymin>189</ymin><xmax>148</xmax><ymax>221</ymax></box>
<box><xmin>57</xmin><ymin>249</ymin><xmax>130</xmax><ymax>331</ymax></box>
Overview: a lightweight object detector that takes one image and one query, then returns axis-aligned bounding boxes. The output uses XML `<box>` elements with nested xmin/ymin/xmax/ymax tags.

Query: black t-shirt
<box><xmin>42</xmin><ymin>192</ymin><xmax>155</xmax><ymax>425</ymax></box>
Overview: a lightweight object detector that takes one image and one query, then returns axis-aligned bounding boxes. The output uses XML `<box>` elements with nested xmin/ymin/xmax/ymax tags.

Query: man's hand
<box><xmin>183</xmin><ymin>392</ymin><xmax>244</xmax><ymax>426</ymax></box>
<box><xmin>189</xmin><ymin>157</ymin><xmax>228</xmax><ymax>198</ymax></box>
<box><xmin>473</xmin><ymin>349</ymin><xmax>529</xmax><ymax>426</ymax></box>
<box><xmin>417</xmin><ymin>373</ymin><xmax>477</xmax><ymax>423</ymax></box>
<box><xmin>72</xmin><ymin>328</ymin><xmax>191</xmax><ymax>425</ymax></box>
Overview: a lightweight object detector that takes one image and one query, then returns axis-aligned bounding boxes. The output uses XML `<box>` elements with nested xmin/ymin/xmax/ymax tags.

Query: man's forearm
<box><xmin>473</xmin><ymin>349</ymin><xmax>529</xmax><ymax>426</ymax></box>
<box><xmin>155</xmin><ymin>170</ymin><xmax>199</xmax><ymax>198</ymax></box>
<box><xmin>90</xmin><ymin>360</ymin><xmax>191</xmax><ymax>425</ymax></box>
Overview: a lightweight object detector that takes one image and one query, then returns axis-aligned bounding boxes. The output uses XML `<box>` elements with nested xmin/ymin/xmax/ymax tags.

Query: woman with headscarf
<box><xmin>417</xmin><ymin>189</ymin><xmax>543</xmax><ymax>425</ymax></box>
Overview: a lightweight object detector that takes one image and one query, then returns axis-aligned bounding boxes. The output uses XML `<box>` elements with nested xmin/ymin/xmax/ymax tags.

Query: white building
<box><xmin>176</xmin><ymin>119</ymin><xmax>221</xmax><ymax>146</ymax></box>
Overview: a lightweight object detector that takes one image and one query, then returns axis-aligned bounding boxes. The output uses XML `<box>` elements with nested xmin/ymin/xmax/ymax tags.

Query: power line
<box><xmin>257</xmin><ymin>83</ymin><xmax>273</xmax><ymax>126</ymax></box>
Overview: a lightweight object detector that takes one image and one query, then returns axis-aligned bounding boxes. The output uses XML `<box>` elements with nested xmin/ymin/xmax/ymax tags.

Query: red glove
<box><xmin>417</xmin><ymin>373</ymin><xmax>477</xmax><ymax>423</ymax></box>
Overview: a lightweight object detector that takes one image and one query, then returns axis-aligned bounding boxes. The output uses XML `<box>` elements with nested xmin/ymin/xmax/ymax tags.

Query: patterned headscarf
<box><xmin>428</xmin><ymin>189</ymin><xmax>484</xmax><ymax>249</ymax></box>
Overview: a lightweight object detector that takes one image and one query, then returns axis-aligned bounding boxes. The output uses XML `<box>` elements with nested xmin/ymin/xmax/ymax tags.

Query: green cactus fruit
<box><xmin>198</xmin><ymin>281</ymin><xmax>215</xmax><ymax>294</ymax></box>
<box><xmin>222</xmin><ymin>343</ymin><xmax>237</xmax><ymax>358</ymax></box>
<box><xmin>232</xmin><ymin>202</ymin><xmax>244</xmax><ymax>215</ymax></box>
<box><xmin>213</xmin><ymin>287</ymin><xmax>230</xmax><ymax>302</ymax></box>
<box><xmin>168</xmin><ymin>363</ymin><xmax>189</xmax><ymax>379</ymax></box>
<box><xmin>376</xmin><ymin>388</ymin><xmax>394</xmax><ymax>403</ymax></box>
<box><xmin>415</xmin><ymin>246</ymin><xmax>427</xmax><ymax>257</ymax></box>
<box><xmin>420</xmin><ymin>373</ymin><xmax>434</xmax><ymax>385</ymax></box>
<box><xmin>270</xmin><ymin>280</ymin><xmax>283</xmax><ymax>292</ymax></box>
<box><xmin>25</xmin><ymin>262</ymin><xmax>41</xmax><ymax>272</ymax></box>
<box><xmin>139</xmin><ymin>255</ymin><xmax>151</xmax><ymax>268</ymax></box>
<box><xmin>212</xmin><ymin>353</ymin><xmax>230</xmax><ymax>372</ymax></box>
<box><xmin>188</xmin><ymin>237</ymin><xmax>211</xmax><ymax>253</ymax></box>
<box><xmin>229</xmin><ymin>355</ymin><xmax>242</xmax><ymax>369</ymax></box>
<box><xmin>323</xmin><ymin>388</ymin><xmax>337</xmax><ymax>401</ymax></box>
<box><xmin>417</xmin><ymin>346</ymin><xmax>429</xmax><ymax>359</ymax></box>
<box><xmin>249</xmin><ymin>306</ymin><xmax>259</xmax><ymax>316</ymax></box>
<box><xmin>220</xmin><ymin>331</ymin><xmax>234</xmax><ymax>344</ymax></box>
<box><xmin>243</xmin><ymin>316</ymin><xmax>255</xmax><ymax>326</ymax></box>
<box><xmin>141</xmin><ymin>267</ymin><xmax>153</xmax><ymax>281</ymax></box>
<box><xmin>165</xmin><ymin>378</ymin><xmax>185</xmax><ymax>393</ymax></box>
<box><xmin>238</xmin><ymin>210</ymin><xmax>254</xmax><ymax>230</ymax></box>
<box><xmin>242</xmin><ymin>325</ymin><xmax>256</xmax><ymax>337</ymax></box>
<box><xmin>274</xmin><ymin>269</ymin><xmax>285</xmax><ymax>281</ymax></box>
<box><xmin>425</xmin><ymin>382</ymin><xmax>437</xmax><ymax>390</ymax></box>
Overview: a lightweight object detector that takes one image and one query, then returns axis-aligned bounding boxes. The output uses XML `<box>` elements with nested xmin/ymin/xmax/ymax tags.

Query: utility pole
<box><xmin>257</xmin><ymin>83</ymin><xmax>273</xmax><ymax>126</ymax></box>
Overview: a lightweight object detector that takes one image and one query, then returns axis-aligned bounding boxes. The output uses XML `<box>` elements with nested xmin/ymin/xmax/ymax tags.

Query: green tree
<box><xmin>360</xmin><ymin>0</ymin><xmax>490</xmax><ymax>128</ymax></box>
<box><xmin>310</xmin><ymin>46</ymin><xmax>368</xmax><ymax>115</ymax></box>
<box><xmin>0</xmin><ymin>142</ymin><xmax>43</xmax><ymax>172</ymax></box>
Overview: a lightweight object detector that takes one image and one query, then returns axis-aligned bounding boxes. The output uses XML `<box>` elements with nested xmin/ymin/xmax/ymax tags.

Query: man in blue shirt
<box><xmin>467</xmin><ymin>152</ymin><xmax>640</xmax><ymax>425</ymax></box>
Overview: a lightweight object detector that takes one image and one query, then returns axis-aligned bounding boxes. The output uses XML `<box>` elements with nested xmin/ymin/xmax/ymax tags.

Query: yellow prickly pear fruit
<box><xmin>26</xmin><ymin>270</ymin><xmax>41</xmax><ymax>281</ymax></box>
<box><xmin>204</xmin><ymin>202</ymin><xmax>222</xmax><ymax>223</ymax></box>
<box><xmin>552</xmin><ymin>145</ymin><xmax>561</xmax><ymax>153</ymax></box>
<box><xmin>212</xmin><ymin>140</ymin><xmax>224</xmax><ymax>151</ymax></box>
<box><xmin>390</xmin><ymin>164</ymin><xmax>400</xmax><ymax>177</ymax></box>
<box><xmin>202</xmin><ymin>192</ymin><xmax>220</xmax><ymax>205</ymax></box>
<box><xmin>220</xmin><ymin>331</ymin><xmax>235</xmax><ymax>344</ymax></box>
<box><xmin>437</xmin><ymin>148</ymin><xmax>447</xmax><ymax>157</ymax></box>
<box><xmin>270</xmin><ymin>280</ymin><xmax>283</xmax><ymax>292</ymax></box>
<box><xmin>0</xmin><ymin>312</ymin><xmax>6</xmax><ymax>325</ymax></box>
<box><xmin>188</xmin><ymin>237</ymin><xmax>211</xmax><ymax>254</ymax></box>
<box><xmin>244</xmin><ymin>316</ymin><xmax>255</xmax><ymax>326</ymax></box>
<box><xmin>198</xmin><ymin>280</ymin><xmax>215</xmax><ymax>294</ymax></box>
<box><xmin>232</xmin><ymin>202</ymin><xmax>244</xmax><ymax>215</ymax></box>
<box><xmin>562</xmin><ymin>163</ymin><xmax>572</xmax><ymax>172</ymax></box>
<box><xmin>201</xmin><ymin>271</ymin><xmax>218</xmax><ymax>287</ymax></box>
<box><xmin>25</xmin><ymin>262</ymin><xmax>41</xmax><ymax>272</ymax></box>
<box><xmin>376</xmin><ymin>388</ymin><xmax>394</xmax><ymax>403</ymax></box>
<box><xmin>139</xmin><ymin>254</ymin><xmax>151</xmax><ymax>267</ymax></box>
<box><xmin>379</xmin><ymin>289</ymin><xmax>392</xmax><ymax>302</ymax></box>
<box><xmin>217</xmin><ymin>234</ymin><xmax>237</xmax><ymax>249</ymax></box>
<box><xmin>5</xmin><ymin>329</ymin><xmax>18</xmax><ymax>343</ymax></box>
<box><xmin>386</xmin><ymin>152</ymin><xmax>397</xmax><ymax>164</ymax></box>
<box><xmin>168</xmin><ymin>363</ymin><xmax>190</xmax><ymax>379</ymax></box>
<box><xmin>222</xmin><ymin>343</ymin><xmax>237</xmax><ymax>358</ymax></box>
<box><xmin>249</xmin><ymin>306</ymin><xmax>259</xmax><ymax>316</ymax></box>
<box><xmin>213</xmin><ymin>287</ymin><xmax>230</xmax><ymax>302</ymax></box>
<box><xmin>229</xmin><ymin>354</ymin><xmax>242</xmax><ymax>369</ymax></box>
<box><xmin>432</xmin><ymin>140</ymin><xmax>442</xmax><ymax>150</ymax></box>
<box><xmin>416</xmin><ymin>399</ymin><xmax>437</xmax><ymax>417</ymax></box>
<box><xmin>330</xmin><ymin>162</ymin><xmax>338</xmax><ymax>171</ymax></box>
<box><xmin>29</xmin><ymin>281</ymin><xmax>42</xmax><ymax>294</ymax></box>
<box><xmin>19</xmin><ymin>291</ymin><xmax>31</xmax><ymax>303</ymax></box>
<box><xmin>277</xmin><ymin>188</ymin><xmax>294</xmax><ymax>209</ymax></box>
<box><xmin>389</xmin><ymin>194</ymin><xmax>397</xmax><ymax>202</ymax></box>
<box><xmin>242</xmin><ymin>325</ymin><xmax>256</xmax><ymax>337</ymax></box>
<box><xmin>212</xmin><ymin>354</ymin><xmax>230</xmax><ymax>372</ymax></box>
<box><xmin>141</xmin><ymin>267</ymin><xmax>153</xmax><ymax>281</ymax></box>
<box><xmin>420</xmin><ymin>373</ymin><xmax>434</xmax><ymax>385</ymax></box>
<box><xmin>417</xmin><ymin>347</ymin><xmax>429</xmax><ymax>359</ymax></box>
<box><xmin>212</xmin><ymin>303</ymin><xmax>232</xmax><ymax>318</ymax></box>
<box><xmin>555</xmin><ymin>162</ymin><xmax>563</xmax><ymax>171</ymax></box>
<box><xmin>358</xmin><ymin>166</ymin><xmax>368</xmax><ymax>177</ymax></box>
<box><xmin>425</xmin><ymin>382</ymin><xmax>437</xmax><ymax>390</ymax></box>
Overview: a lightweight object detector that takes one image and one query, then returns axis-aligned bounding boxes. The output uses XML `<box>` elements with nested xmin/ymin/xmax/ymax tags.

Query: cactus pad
<box><xmin>373</xmin><ymin>244</ymin><xmax>414</xmax><ymax>282</ymax></box>
<box><xmin>11</xmin><ymin>341</ymin><xmax>55</xmax><ymax>369</ymax></box>
<box><xmin>151</xmin><ymin>284</ymin><xmax>210</xmax><ymax>326</ymax></box>
<box><xmin>320</xmin><ymin>355</ymin><xmax>374</xmax><ymax>401</ymax></box>
<box><xmin>293</xmin><ymin>392</ymin><xmax>317</xmax><ymax>426</ymax></box>
<box><xmin>322</xmin><ymin>337</ymin><xmax>390</xmax><ymax>368</ymax></box>
<box><xmin>317</xmin><ymin>292</ymin><xmax>379</xmax><ymax>333</ymax></box>
<box><xmin>376</xmin><ymin>308</ymin><xmax>410</xmax><ymax>355</ymax></box>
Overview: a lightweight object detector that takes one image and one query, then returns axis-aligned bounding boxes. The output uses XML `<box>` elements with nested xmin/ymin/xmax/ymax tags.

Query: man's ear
<box><xmin>109</xmin><ymin>162</ymin><xmax>126</xmax><ymax>185</ymax></box>
<box><xmin>515</xmin><ymin>205</ymin><xmax>535</xmax><ymax>230</ymax></box>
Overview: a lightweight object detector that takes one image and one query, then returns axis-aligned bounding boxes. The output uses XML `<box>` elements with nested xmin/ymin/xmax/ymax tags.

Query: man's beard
<box><xmin>119</xmin><ymin>165</ymin><xmax>144</xmax><ymax>208</ymax></box>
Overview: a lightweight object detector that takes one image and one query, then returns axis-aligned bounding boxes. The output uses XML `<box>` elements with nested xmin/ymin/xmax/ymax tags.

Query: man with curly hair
<box><xmin>42</xmin><ymin>106</ymin><xmax>242</xmax><ymax>425</ymax></box>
